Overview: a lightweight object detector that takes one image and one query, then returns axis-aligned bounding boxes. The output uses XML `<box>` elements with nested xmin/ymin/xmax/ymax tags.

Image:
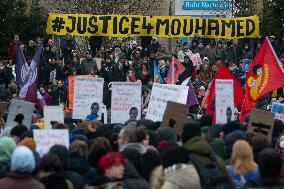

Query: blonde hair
<box><xmin>231</xmin><ymin>140</ymin><xmax>257</xmax><ymax>175</ymax></box>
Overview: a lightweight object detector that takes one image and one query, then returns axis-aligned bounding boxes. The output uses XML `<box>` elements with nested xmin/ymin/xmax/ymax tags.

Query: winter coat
<box><xmin>183</xmin><ymin>136</ymin><xmax>235</xmax><ymax>189</ymax></box>
<box><xmin>148</xmin><ymin>43</ymin><xmax>161</xmax><ymax>54</ymax></box>
<box><xmin>39</xmin><ymin>172</ymin><xmax>71</xmax><ymax>189</ymax></box>
<box><xmin>81</xmin><ymin>59</ymin><xmax>97</xmax><ymax>75</ymax></box>
<box><xmin>211</xmin><ymin>138</ymin><xmax>227</xmax><ymax>161</ymax></box>
<box><xmin>0</xmin><ymin>161</ymin><xmax>10</xmax><ymax>179</ymax></box>
<box><xmin>223</xmin><ymin>46</ymin><xmax>237</xmax><ymax>64</ymax></box>
<box><xmin>46</xmin><ymin>63</ymin><xmax>63</xmax><ymax>83</ymax></box>
<box><xmin>203</xmin><ymin>46</ymin><xmax>217</xmax><ymax>65</ymax></box>
<box><xmin>123</xmin><ymin>160</ymin><xmax>149</xmax><ymax>189</ymax></box>
<box><xmin>70</xmin><ymin>155</ymin><xmax>97</xmax><ymax>185</ymax></box>
<box><xmin>150</xmin><ymin>164</ymin><xmax>201</xmax><ymax>189</ymax></box>
<box><xmin>0</xmin><ymin>172</ymin><xmax>45</xmax><ymax>189</ymax></box>
<box><xmin>245</xmin><ymin>178</ymin><xmax>284</xmax><ymax>188</ymax></box>
<box><xmin>226</xmin><ymin>165</ymin><xmax>259</xmax><ymax>189</ymax></box>
<box><xmin>100</xmin><ymin>63</ymin><xmax>120</xmax><ymax>84</ymax></box>
<box><xmin>51</xmin><ymin>86</ymin><xmax>67</xmax><ymax>105</ymax></box>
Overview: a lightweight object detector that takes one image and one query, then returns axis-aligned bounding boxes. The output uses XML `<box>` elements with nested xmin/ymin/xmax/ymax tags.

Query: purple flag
<box><xmin>181</xmin><ymin>77</ymin><xmax>198</xmax><ymax>106</ymax></box>
<box><xmin>16</xmin><ymin>43</ymin><xmax>43</xmax><ymax>103</ymax></box>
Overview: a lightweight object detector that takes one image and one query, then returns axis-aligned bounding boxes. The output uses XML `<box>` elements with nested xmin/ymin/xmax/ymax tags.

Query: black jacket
<box><xmin>51</xmin><ymin>86</ymin><xmax>67</xmax><ymax>105</ymax></box>
<box><xmin>40</xmin><ymin>172</ymin><xmax>70</xmax><ymax>189</ymax></box>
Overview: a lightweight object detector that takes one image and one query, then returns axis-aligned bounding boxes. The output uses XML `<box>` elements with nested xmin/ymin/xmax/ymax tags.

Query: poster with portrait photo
<box><xmin>111</xmin><ymin>82</ymin><xmax>142</xmax><ymax>124</ymax></box>
<box><xmin>215</xmin><ymin>79</ymin><xmax>234</xmax><ymax>124</ymax></box>
<box><xmin>72</xmin><ymin>77</ymin><xmax>104</xmax><ymax>120</ymax></box>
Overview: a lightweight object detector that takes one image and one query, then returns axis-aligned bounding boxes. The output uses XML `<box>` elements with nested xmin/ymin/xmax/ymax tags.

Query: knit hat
<box><xmin>0</xmin><ymin>137</ymin><xmax>16</xmax><ymax>163</ymax></box>
<box><xmin>20</xmin><ymin>137</ymin><xmax>36</xmax><ymax>151</ymax></box>
<box><xmin>11</xmin><ymin>146</ymin><xmax>35</xmax><ymax>173</ymax></box>
<box><xmin>157</xmin><ymin>127</ymin><xmax>177</xmax><ymax>142</ymax></box>
<box><xmin>162</xmin><ymin>146</ymin><xmax>189</xmax><ymax>168</ymax></box>
<box><xmin>181</xmin><ymin>121</ymin><xmax>201</xmax><ymax>143</ymax></box>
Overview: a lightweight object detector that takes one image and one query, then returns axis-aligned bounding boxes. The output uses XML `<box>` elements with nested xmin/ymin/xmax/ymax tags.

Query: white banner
<box><xmin>111</xmin><ymin>82</ymin><xmax>142</xmax><ymax>123</ymax></box>
<box><xmin>33</xmin><ymin>129</ymin><xmax>69</xmax><ymax>157</ymax></box>
<box><xmin>72</xmin><ymin>77</ymin><xmax>104</xmax><ymax>119</ymax></box>
<box><xmin>6</xmin><ymin>99</ymin><xmax>35</xmax><ymax>128</ymax></box>
<box><xmin>215</xmin><ymin>79</ymin><xmax>234</xmax><ymax>124</ymax></box>
<box><xmin>44</xmin><ymin>106</ymin><xmax>64</xmax><ymax>129</ymax></box>
<box><xmin>146</xmin><ymin>83</ymin><xmax>181</xmax><ymax>122</ymax></box>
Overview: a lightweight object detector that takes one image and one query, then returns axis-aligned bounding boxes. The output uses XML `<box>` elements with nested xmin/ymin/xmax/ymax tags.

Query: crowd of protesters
<box><xmin>0</xmin><ymin>33</ymin><xmax>284</xmax><ymax>189</ymax></box>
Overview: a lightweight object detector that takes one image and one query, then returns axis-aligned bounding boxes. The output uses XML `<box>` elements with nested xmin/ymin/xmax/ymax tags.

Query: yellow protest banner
<box><xmin>46</xmin><ymin>14</ymin><xmax>259</xmax><ymax>39</ymax></box>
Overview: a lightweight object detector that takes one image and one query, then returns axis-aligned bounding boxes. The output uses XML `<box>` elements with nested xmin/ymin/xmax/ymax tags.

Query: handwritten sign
<box><xmin>72</xmin><ymin>77</ymin><xmax>104</xmax><ymax>119</ymax></box>
<box><xmin>44</xmin><ymin>106</ymin><xmax>64</xmax><ymax>129</ymax></box>
<box><xmin>271</xmin><ymin>103</ymin><xmax>284</xmax><ymax>123</ymax></box>
<box><xmin>111</xmin><ymin>82</ymin><xmax>142</xmax><ymax>123</ymax></box>
<box><xmin>146</xmin><ymin>83</ymin><xmax>181</xmax><ymax>122</ymax></box>
<box><xmin>247</xmin><ymin>108</ymin><xmax>275</xmax><ymax>143</ymax></box>
<box><xmin>6</xmin><ymin>99</ymin><xmax>35</xmax><ymax>128</ymax></box>
<box><xmin>33</xmin><ymin>129</ymin><xmax>69</xmax><ymax>157</ymax></box>
<box><xmin>215</xmin><ymin>79</ymin><xmax>234</xmax><ymax>124</ymax></box>
<box><xmin>161</xmin><ymin>101</ymin><xmax>189</xmax><ymax>135</ymax></box>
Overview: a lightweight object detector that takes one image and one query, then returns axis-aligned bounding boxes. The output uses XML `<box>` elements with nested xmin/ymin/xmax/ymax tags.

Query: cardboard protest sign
<box><xmin>111</xmin><ymin>82</ymin><xmax>142</xmax><ymax>123</ymax></box>
<box><xmin>33</xmin><ymin>129</ymin><xmax>69</xmax><ymax>157</ymax></box>
<box><xmin>72</xmin><ymin>77</ymin><xmax>104</xmax><ymax>119</ymax></box>
<box><xmin>0</xmin><ymin>102</ymin><xmax>8</xmax><ymax>116</ymax></box>
<box><xmin>44</xmin><ymin>106</ymin><xmax>65</xmax><ymax>129</ymax></box>
<box><xmin>6</xmin><ymin>99</ymin><xmax>35</xmax><ymax>128</ymax></box>
<box><xmin>146</xmin><ymin>83</ymin><xmax>181</xmax><ymax>122</ymax></box>
<box><xmin>271</xmin><ymin>103</ymin><xmax>284</xmax><ymax>123</ymax></box>
<box><xmin>247</xmin><ymin>108</ymin><xmax>275</xmax><ymax>143</ymax></box>
<box><xmin>215</xmin><ymin>79</ymin><xmax>234</xmax><ymax>124</ymax></box>
<box><xmin>46</xmin><ymin>14</ymin><xmax>259</xmax><ymax>39</ymax></box>
<box><xmin>161</xmin><ymin>101</ymin><xmax>189</xmax><ymax>135</ymax></box>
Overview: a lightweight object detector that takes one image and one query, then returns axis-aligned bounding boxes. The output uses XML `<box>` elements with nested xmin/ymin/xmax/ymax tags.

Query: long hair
<box><xmin>231</xmin><ymin>140</ymin><xmax>257</xmax><ymax>175</ymax></box>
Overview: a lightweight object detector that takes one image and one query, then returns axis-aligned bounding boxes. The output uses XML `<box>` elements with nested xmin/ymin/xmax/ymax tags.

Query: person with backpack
<box><xmin>226</xmin><ymin>140</ymin><xmax>259</xmax><ymax>189</ymax></box>
<box><xmin>181</xmin><ymin>121</ymin><xmax>235</xmax><ymax>189</ymax></box>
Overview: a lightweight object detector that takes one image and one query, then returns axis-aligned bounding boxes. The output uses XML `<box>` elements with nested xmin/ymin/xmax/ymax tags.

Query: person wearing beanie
<box><xmin>49</xmin><ymin>145</ymin><xmax>84</xmax><ymax>189</ymax></box>
<box><xmin>181</xmin><ymin>121</ymin><xmax>235</xmax><ymax>189</ymax></box>
<box><xmin>0</xmin><ymin>146</ymin><xmax>45</xmax><ymax>189</ymax></box>
<box><xmin>0</xmin><ymin>137</ymin><xmax>16</xmax><ymax>178</ymax></box>
<box><xmin>150</xmin><ymin>146</ymin><xmax>201</xmax><ymax>189</ymax></box>
<box><xmin>88</xmin><ymin>152</ymin><xmax>124</xmax><ymax>188</ymax></box>
<box><xmin>10</xmin><ymin>125</ymin><xmax>28</xmax><ymax>144</ymax></box>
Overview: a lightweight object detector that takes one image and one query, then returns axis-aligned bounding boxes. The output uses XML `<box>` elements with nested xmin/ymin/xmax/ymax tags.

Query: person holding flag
<box><xmin>240</xmin><ymin>38</ymin><xmax>284</xmax><ymax>122</ymax></box>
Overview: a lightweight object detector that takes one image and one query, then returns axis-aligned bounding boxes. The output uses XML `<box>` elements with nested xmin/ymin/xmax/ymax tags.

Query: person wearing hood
<box><xmin>0</xmin><ymin>146</ymin><xmax>45</xmax><ymax>189</ymax></box>
<box><xmin>81</xmin><ymin>50</ymin><xmax>97</xmax><ymax>75</ymax></box>
<box><xmin>178</xmin><ymin>42</ymin><xmax>193</xmax><ymax>63</ymax></box>
<box><xmin>69</xmin><ymin>140</ymin><xmax>97</xmax><ymax>185</ymax></box>
<box><xmin>39</xmin><ymin>153</ymin><xmax>73</xmax><ymax>189</ymax></box>
<box><xmin>0</xmin><ymin>137</ymin><xmax>16</xmax><ymax>178</ymax></box>
<box><xmin>181</xmin><ymin>121</ymin><xmax>235</xmax><ymax>189</ymax></box>
<box><xmin>203</xmin><ymin>40</ymin><xmax>217</xmax><ymax>66</ymax></box>
<box><xmin>49</xmin><ymin>145</ymin><xmax>84</xmax><ymax>189</ymax></box>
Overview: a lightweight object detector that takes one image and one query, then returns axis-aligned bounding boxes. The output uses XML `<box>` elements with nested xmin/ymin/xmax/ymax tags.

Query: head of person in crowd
<box><xmin>57</xmin><ymin>80</ymin><xmax>64</xmax><ymax>88</ymax></box>
<box><xmin>28</xmin><ymin>40</ymin><xmax>36</xmax><ymax>48</ymax></box>
<box><xmin>98</xmin><ymin>152</ymin><xmax>125</xmax><ymax>180</ymax></box>
<box><xmin>0</xmin><ymin>137</ymin><xmax>16</xmax><ymax>165</ymax></box>
<box><xmin>13</xmin><ymin>34</ymin><xmax>20</xmax><ymax>43</ymax></box>
<box><xmin>131</xmin><ymin>40</ymin><xmax>138</xmax><ymax>50</ymax></box>
<box><xmin>217</xmin><ymin>40</ymin><xmax>223</xmax><ymax>48</ymax></box>
<box><xmin>10</xmin><ymin>146</ymin><xmax>35</xmax><ymax>174</ymax></box>
<box><xmin>49</xmin><ymin>145</ymin><xmax>71</xmax><ymax>170</ymax></box>
<box><xmin>118</xmin><ymin>126</ymin><xmax>137</xmax><ymax>147</ymax></box>
<box><xmin>86</xmin><ymin>50</ymin><xmax>93</xmax><ymax>60</ymax></box>
<box><xmin>70</xmin><ymin>140</ymin><xmax>88</xmax><ymax>157</ymax></box>
<box><xmin>65</xmin><ymin>33</ymin><xmax>72</xmax><ymax>40</ymax></box>
<box><xmin>10</xmin><ymin>124</ymin><xmax>28</xmax><ymax>144</ymax></box>
<box><xmin>47</xmin><ymin>39</ymin><xmax>54</xmax><ymax>47</ymax></box>
<box><xmin>135</xmin><ymin>126</ymin><xmax>150</xmax><ymax>147</ymax></box>
<box><xmin>49</xmin><ymin>57</ymin><xmax>56</xmax><ymax>65</ymax></box>
<box><xmin>88</xmin><ymin>137</ymin><xmax>111</xmax><ymax>168</ymax></box>
<box><xmin>105</xmin><ymin>56</ymin><xmax>112</xmax><ymax>65</ymax></box>
<box><xmin>181</xmin><ymin>120</ymin><xmax>201</xmax><ymax>144</ymax></box>
<box><xmin>36</xmin><ymin>36</ymin><xmax>42</xmax><ymax>44</ymax></box>
<box><xmin>202</xmin><ymin>57</ymin><xmax>209</xmax><ymax>67</ymax></box>
<box><xmin>152</xmin><ymin>37</ymin><xmax>158</xmax><ymax>44</ymax></box>
<box><xmin>229</xmin><ymin>62</ymin><xmax>238</xmax><ymax>72</ymax></box>
<box><xmin>38</xmin><ymin>153</ymin><xmax>63</xmax><ymax>177</ymax></box>
<box><xmin>227</xmin><ymin>40</ymin><xmax>234</xmax><ymax>48</ymax></box>
<box><xmin>72</xmin><ymin>56</ymin><xmax>79</xmax><ymax>64</ymax></box>
<box><xmin>134</xmin><ymin>49</ymin><xmax>141</xmax><ymax>59</ymax></box>
<box><xmin>250</xmin><ymin>134</ymin><xmax>270</xmax><ymax>161</ymax></box>
<box><xmin>231</xmin><ymin>140</ymin><xmax>257</xmax><ymax>175</ymax></box>
<box><xmin>182</xmin><ymin>42</ymin><xmax>189</xmax><ymax>52</ymax></box>
<box><xmin>209</xmin><ymin>39</ymin><xmax>216</xmax><ymax>47</ymax></box>
<box><xmin>215</xmin><ymin>57</ymin><xmax>222</xmax><ymax>67</ymax></box>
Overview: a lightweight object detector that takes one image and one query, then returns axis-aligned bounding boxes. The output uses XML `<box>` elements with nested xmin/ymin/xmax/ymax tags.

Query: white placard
<box><xmin>6</xmin><ymin>99</ymin><xmax>35</xmax><ymax>128</ymax></box>
<box><xmin>33</xmin><ymin>129</ymin><xmax>69</xmax><ymax>157</ymax></box>
<box><xmin>44</xmin><ymin>106</ymin><xmax>64</xmax><ymax>129</ymax></box>
<box><xmin>146</xmin><ymin>83</ymin><xmax>181</xmax><ymax>122</ymax></box>
<box><xmin>178</xmin><ymin>85</ymin><xmax>189</xmax><ymax>104</ymax></box>
<box><xmin>72</xmin><ymin>77</ymin><xmax>104</xmax><ymax>119</ymax></box>
<box><xmin>111</xmin><ymin>82</ymin><xmax>142</xmax><ymax>123</ymax></box>
<box><xmin>215</xmin><ymin>79</ymin><xmax>234</xmax><ymax>124</ymax></box>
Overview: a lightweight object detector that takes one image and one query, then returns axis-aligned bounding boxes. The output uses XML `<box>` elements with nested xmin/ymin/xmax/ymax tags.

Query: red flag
<box><xmin>240</xmin><ymin>38</ymin><xmax>284</xmax><ymax>122</ymax></box>
<box><xmin>166</xmin><ymin>57</ymin><xmax>185</xmax><ymax>84</ymax></box>
<box><xmin>202</xmin><ymin>64</ymin><xmax>245</xmax><ymax>117</ymax></box>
